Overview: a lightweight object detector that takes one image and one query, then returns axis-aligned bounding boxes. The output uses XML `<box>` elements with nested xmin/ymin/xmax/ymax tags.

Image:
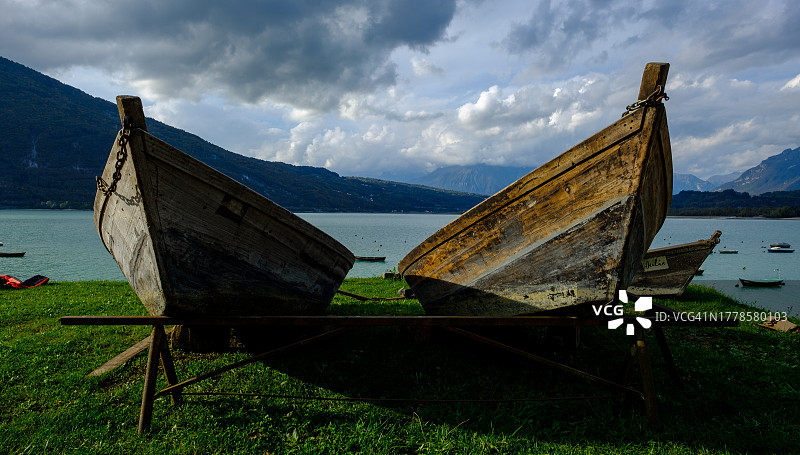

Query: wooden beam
<box><xmin>86</xmin><ymin>334</ymin><xmax>152</xmax><ymax>377</ymax></box>
<box><xmin>61</xmin><ymin>315</ymin><xmax>603</xmax><ymax>327</ymax></box>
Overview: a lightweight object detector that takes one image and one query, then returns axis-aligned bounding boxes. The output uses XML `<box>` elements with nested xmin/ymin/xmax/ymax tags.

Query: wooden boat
<box><xmin>94</xmin><ymin>96</ymin><xmax>355</xmax><ymax>317</ymax></box>
<box><xmin>757</xmin><ymin>316</ymin><xmax>799</xmax><ymax>333</ymax></box>
<box><xmin>627</xmin><ymin>231</ymin><xmax>721</xmax><ymax>296</ymax></box>
<box><xmin>0</xmin><ymin>252</ymin><xmax>25</xmax><ymax>258</ymax></box>
<box><xmin>355</xmin><ymin>256</ymin><xmax>386</xmax><ymax>262</ymax></box>
<box><xmin>739</xmin><ymin>278</ymin><xmax>784</xmax><ymax>287</ymax></box>
<box><xmin>399</xmin><ymin>63</ymin><xmax>673</xmax><ymax>316</ymax></box>
<box><xmin>768</xmin><ymin>247</ymin><xmax>794</xmax><ymax>253</ymax></box>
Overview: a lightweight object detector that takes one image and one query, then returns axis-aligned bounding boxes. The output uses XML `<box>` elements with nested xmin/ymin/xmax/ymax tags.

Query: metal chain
<box><xmin>96</xmin><ymin>116</ymin><xmax>132</xmax><ymax>196</ymax></box>
<box><xmin>621</xmin><ymin>85</ymin><xmax>669</xmax><ymax>117</ymax></box>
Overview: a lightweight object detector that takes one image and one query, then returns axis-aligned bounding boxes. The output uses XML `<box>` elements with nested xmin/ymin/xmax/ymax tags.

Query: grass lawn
<box><xmin>1</xmin><ymin>280</ymin><xmax>798</xmax><ymax>454</ymax></box>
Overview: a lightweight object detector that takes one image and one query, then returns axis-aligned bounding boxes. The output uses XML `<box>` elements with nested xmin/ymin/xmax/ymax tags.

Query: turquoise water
<box><xmin>1</xmin><ymin>210</ymin><xmax>797</xmax><ymax>315</ymax></box>
<box><xmin>0</xmin><ymin>210</ymin><xmax>122</xmax><ymax>282</ymax></box>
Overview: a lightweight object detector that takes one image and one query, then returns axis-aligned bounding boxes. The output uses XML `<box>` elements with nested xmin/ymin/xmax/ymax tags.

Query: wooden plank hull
<box><xmin>627</xmin><ymin>231</ymin><xmax>721</xmax><ymax>297</ymax></box>
<box><xmin>94</xmin><ymin>97</ymin><xmax>354</xmax><ymax>317</ymax></box>
<box><xmin>399</xmin><ymin>63</ymin><xmax>673</xmax><ymax>316</ymax></box>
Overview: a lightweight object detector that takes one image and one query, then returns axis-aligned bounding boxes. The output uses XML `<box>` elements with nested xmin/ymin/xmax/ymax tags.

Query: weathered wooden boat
<box><xmin>739</xmin><ymin>278</ymin><xmax>784</xmax><ymax>287</ymax></box>
<box><xmin>627</xmin><ymin>231</ymin><xmax>721</xmax><ymax>297</ymax></box>
<box><xmin>0</xmin><ymin>252</ymin><xmax>25</xmax><ymax>258</ymax></box>
<box><xmin>399</xmin><ymin>63</ymin><xmax>673</xmax><ymax>316</ymax></box>
<box><xmin>355</xmin><ymin>256</ymin><xmax>386</xmax><ymax>262</ymax></box>
<box><xmin>94</xmin><ymin>96</ymin><xmax>355</xmax><ymax>317</ymax></box>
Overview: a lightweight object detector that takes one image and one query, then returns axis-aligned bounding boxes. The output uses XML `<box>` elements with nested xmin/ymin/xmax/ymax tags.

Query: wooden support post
<box><xmin>159</xmin><ymin>335</ymin><xmax>182</xmax><ymax>405</ymax></box>
<box><xmin>636</xmin><ymin>326</ymin><xmax>660</xmax><ymax>428</ymax></box>
<box><xmin>87</xmin><ymin>334</ymin><xmax>152</xmax><ymax>377</ymax></box>
<box><xmin>653</xmin><ymin>326</ymin><xmax>682</xmax><ymax>388</ymax></box>
<box><xmin>138</xmin><ymin>325</ymin><xmax>165</xmax><ymax>434</ymax></box>
<box><xmin>618</xmin><ymin>341</ymin><xmax>637</xmax><ymax>411</ymax></box>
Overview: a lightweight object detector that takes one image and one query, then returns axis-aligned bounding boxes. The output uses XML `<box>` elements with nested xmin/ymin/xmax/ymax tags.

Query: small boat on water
<box><xmin>768</xmin><ymin>247</ymin><xmax>794</xmax><ymax>253</ymax></box>
<box><xmin>718</xmin><ymin>249</ymin><xmax>738</xmax><ymax>254</ymax></box>
<box><xmin>399</xmin><ymin>63</ymin><xmax>673</xmax><ymax>316</ymax></box>
<box><xmin>627</xmin><ymin>230</ymin><xmax>721</xmax><ymax>297</ymax></box>
<box><xmin>355</xmin><ymin>256</ymin><xmax>386</xmax><ymax>262</ymax></box>
<box><xmin>94</xmin><ymin>96</ymin><xmax>355</xmax><ymax>316</ymax></box>
<box><xmin>694</xmin><ymin>268</ymin><xmax>704</xmax><ymax>276</ymax></box>
<box><xmin>0</xmin><ymin>252</ymin><xmax>25</xmax><ymax>258</ymax></box>
<box><xmin>770</xmin><ymin>242</ymin><xmax>791</xmax><ymax>248</ymax></box>
<box><xmin>739</xmin><ymin>278</ymin><xmax>785</xmax><ymax>287</ymax></box>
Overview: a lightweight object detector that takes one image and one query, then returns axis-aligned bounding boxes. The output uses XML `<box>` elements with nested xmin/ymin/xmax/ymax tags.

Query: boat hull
<box><xmin>94</xmin><ymin>97</ymin><xmax>354</xmax><ymax>317</ymax></box>
<box><xmin>627</xmin><ymin>231</ymin><xmax>721</xmax><ymax>296</ymax></box>
<box><xmin>400</xmin><ymin>63</ymin><xmax>672</xmax><ymax>316</ymax></box>
<box><xmin>739</xmin><ymin>279</ymin><xmax>784</xmax><ymax>287</ymax></box>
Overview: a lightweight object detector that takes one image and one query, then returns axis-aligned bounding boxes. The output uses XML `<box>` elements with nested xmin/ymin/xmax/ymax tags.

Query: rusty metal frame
<box><xmin>61</xmin><ymin>311</ymin><xmax>736</xmax><ymax>434</ymax></box>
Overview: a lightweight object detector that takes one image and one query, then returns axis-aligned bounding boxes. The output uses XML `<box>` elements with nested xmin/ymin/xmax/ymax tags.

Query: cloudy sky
<box><xmin>2</xmin><ymin>0</ymin><xmax>799</xmax><ymax>181</ymax></box>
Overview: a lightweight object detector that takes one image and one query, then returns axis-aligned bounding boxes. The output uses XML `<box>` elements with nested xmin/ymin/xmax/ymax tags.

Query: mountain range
<box><xmin>714</xmin><ymin>147</ymin><xmax>800</xmax><ymax>194</ymax></box>
<box><xmin>413</xmin><ymin>153</ymin><xmax>800</xmax><ymax>197</ymax></box>
<box><xmin>0</xmin><ymin>56</ymin><xmax>484</xmax><ymax>212</ymax></box>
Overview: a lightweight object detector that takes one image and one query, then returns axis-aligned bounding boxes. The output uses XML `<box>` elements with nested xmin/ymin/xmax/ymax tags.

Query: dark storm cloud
<box><xmin>502</xmin><ymin>0</ymin><xmax>800</xmax><ymax>78</ymax></box>
<box><xmin>501</xmin><ymin>0</ymin><xmax>632</xmax><ymax>72</ymax></box>
<box><xmin>1</xmin><ymin>0</ymin><xmax>457</xmax><ymax>111</ymax></box>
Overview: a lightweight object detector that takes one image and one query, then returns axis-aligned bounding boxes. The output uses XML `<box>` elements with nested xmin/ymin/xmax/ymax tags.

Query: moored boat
<box><xmin>0</xmin><ymin>252</ymin><xmax>25</xmax><ymax>258</ymax></box>
<box><xmin>770</xmin><ymin>242</ymin><xmax>790</xmax><ymax>248</ymax></box>
<box><xmin>355</xmin><ymin>256</ymin><xmax>386</xmax><ymax>262</ymax></box>
<box><xmin>718</xmin><ymin>249</ymin><xmax>738</xmax><ymax>254</ymax></box>
<box><xmin>94</xmin><ymin>96</ymin><xmax>355</xmax><ymax>317</ymax></box>
<box><xmin>399</xmin><ymin>63</ymin><xmax>673</xmax><ymax>316</ymax></box>
<box><xmin>739</xmin><ymin>278</ymin><xmax>785</xmax><ymax>287</ymax></box>
<box><xmin>627</xmin><ymin>230</ymin><xmax>721</xmax><ymax>296</ymax></box>
<box><xmin>767</xmin><ymin>247</ymin><xmax>794</xmax><ymax>253</ymax></box>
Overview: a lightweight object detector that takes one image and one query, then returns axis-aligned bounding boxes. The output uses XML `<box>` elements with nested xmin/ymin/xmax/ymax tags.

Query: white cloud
<box><xmin>411</xmin><ymin>57</ymin><xmax>445</xmax><ymax>77</ymax></box>
<box><xmin>781</xmin><ymin>73</ymin><xmax>800</xmax><ymax>91</ymax></box>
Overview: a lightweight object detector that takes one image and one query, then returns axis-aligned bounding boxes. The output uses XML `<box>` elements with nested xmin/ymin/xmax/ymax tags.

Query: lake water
<box><xmin>1</xmin><ymin>210</ymin><xmax>797</xmax><ymax>315</ymax></box>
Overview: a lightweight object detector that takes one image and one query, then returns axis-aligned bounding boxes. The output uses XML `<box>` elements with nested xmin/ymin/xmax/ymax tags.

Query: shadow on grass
<box><xmin>164</xmin><ymin>303</ymin><xmax>799</xmax><ymax>453</ymax></box>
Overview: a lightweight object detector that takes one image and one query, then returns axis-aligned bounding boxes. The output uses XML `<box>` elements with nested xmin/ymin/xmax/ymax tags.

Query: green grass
<box><xmin>2</xmin><ymin>280</ymin><xmax>798</xmax><ymax>454</ymax></box>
